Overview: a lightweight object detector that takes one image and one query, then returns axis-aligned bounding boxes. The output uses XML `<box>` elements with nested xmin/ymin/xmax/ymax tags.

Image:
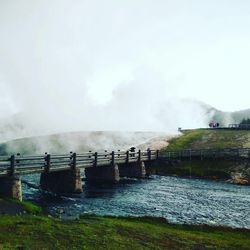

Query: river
<box><xmin>23</xmin><ymin>174</ymin><xmax>250</xmax><ymax>229</ymax></box>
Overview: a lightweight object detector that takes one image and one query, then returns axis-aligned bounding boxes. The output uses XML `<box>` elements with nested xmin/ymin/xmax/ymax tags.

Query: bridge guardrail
<box><xmin>2</xmin><ymin>147</ymin><xmax>247</xmax><ymax>177</ymax></box>
<box><xmin>0</xmin><ymin>149</ymin><xmax>159</xmax><ymax>177</ymax></box>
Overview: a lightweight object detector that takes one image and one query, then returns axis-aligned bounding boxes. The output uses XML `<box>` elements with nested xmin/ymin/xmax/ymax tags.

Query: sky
<box><xmin>0</xmin><ymin>0</ymin><xmax>250</xmax><ymax>136</ymax></box>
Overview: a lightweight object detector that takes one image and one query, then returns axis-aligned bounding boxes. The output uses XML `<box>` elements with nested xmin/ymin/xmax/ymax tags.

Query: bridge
<box><xmin>1</xmin><ymin>147</ymin><xmax>249</xmax><ymax>201</ymax></box>
<box><xmin>0</xmin><ymin>149</ymin><xmax>159</xmax><ymax>201</ymax></box>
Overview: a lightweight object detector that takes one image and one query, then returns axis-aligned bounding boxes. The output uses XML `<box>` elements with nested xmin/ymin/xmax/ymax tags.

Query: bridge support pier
<box><xmin>85</xmin><ymin>164</ymin><xmax>120</xmax><ymax>183</ymax></box>
<box><xmin>119</xmin><ymin>161</ymin><xmax>146</xmax><ymax>178</ymax></box>
<box><xmin>0</xmin><ymin>176</ymin><xmax>22</xmax><ymax>201</ymax></box>
<box><xmin>40</xmin><ymin>168</ymin><xmax>83</xmax><ymax>194</ymax></box>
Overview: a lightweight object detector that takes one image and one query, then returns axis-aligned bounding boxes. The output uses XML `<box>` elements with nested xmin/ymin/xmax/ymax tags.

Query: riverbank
<box><xmin>0</xmin><ymin>214</ymin><xmax>249</xmax><ymax>249</ymax></box>
<box><xmin>156</xmin><ymin>129</ymin><xmax>250</xmax><ymax>184</ymax></box>
<box><xmin>147</xmin><ymin>158</ymin><xmax>250</xmax><ymax>183</ymax></box>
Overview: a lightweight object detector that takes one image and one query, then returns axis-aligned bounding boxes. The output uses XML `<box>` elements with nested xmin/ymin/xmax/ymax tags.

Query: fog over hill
<box><xmin>0</xmin><ymin>100</ymin><xmax>250</xmax><ymax>155</ymax></box>
<box><xmin>212</xmin><ymin>108</ymin><xmax>250</xmax><ymax>126</ymax></box>
<box><xmin>1</xmin><ymin>1</ymin><xmax>250</xmax><ymax>154</ymax></box>
<box><xmin>0</xmin><ymin>131</ymin><xmax>171</xmax><ymax>155</ymax></box>
<box><xmin>0</xmin><ymin>98</ymin><xmax>212</xmax><ymax>143</ymax></box>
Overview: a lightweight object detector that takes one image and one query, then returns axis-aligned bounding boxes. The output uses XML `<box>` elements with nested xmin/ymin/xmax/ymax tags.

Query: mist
<box><xmin>0</xmin><ymin>0</ymin><xmax>249</xmax><ymax>144</ymax></box>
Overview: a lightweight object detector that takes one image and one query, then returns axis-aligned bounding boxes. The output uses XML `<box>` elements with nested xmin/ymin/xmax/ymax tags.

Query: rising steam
<box><xmin>0</xmin><ymin>0</ymin><xmax>248</xmax><ymax>147</ymax></box>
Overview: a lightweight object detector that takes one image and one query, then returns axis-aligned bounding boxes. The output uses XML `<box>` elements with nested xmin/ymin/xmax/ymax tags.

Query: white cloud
<box><xmin>0</xmin><ymin>0</ymin><xmax>249</xmax><ymax>140</ymax></box>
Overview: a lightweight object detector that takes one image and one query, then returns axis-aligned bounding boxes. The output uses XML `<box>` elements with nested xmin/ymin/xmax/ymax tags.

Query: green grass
<box><xmin>165</xmin><ymin>129</ymin><xmax>207</xmax><ymax>151</ymax></box>
<box><xmin>16</xmin><ymin>200</ymin><xmax>43</xmax><ymax>214</ymax></box>
<box><xmin>164</xmin><ymin>129</ymin><xmax>250</xmax><ymax>152</ymax></box>
<box><xmin>0</xmin><ymin>215</ymin><xmax>249</xmax><ymax>249</ymax></box>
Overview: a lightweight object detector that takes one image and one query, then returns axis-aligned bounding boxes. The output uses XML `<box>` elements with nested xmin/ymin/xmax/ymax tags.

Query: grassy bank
<box><xmin>0</xmin><ymin>215</ymin><xmax>249</xmax><ymax>249</ymax></box>
<box><xmin>163</xmin><ymin>129</ymin><xmax>250</xmax><ymax>152</ymax></box>
<box><xmin>154</xmin><ymin>129</ymin><xmax>250</xmax><ymax>180</ymax></box>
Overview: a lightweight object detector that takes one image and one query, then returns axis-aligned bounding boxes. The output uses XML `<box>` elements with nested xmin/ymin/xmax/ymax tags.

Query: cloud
<box><xmin>0</xmin><ymin>0</ymin><xmax>247</xmax><ymax>142</ymax></box>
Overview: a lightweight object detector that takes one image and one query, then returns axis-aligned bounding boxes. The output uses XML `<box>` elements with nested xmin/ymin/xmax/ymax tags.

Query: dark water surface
<box><xmin>23</xmin><ymin>174</ymin><xmax>250</xmax><ymax>229</ymax></box>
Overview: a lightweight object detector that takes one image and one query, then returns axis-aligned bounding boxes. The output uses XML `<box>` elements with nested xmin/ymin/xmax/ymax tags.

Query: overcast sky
<box><xmin>0</xmin><ymin>0</ymin><xmax>250</xmax><ymax>134</ymax></box>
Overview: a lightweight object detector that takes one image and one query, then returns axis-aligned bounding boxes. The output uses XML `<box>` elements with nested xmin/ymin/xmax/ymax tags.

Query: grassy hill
<box><xmin>0</xmin><ymin>215</ymin><xmax>249</xmax><ymax>249</ymax></box>
<box><xmin>164</xmin><ymin>129</ymin><xmax>250</xmax><ymax>152</ymax></box>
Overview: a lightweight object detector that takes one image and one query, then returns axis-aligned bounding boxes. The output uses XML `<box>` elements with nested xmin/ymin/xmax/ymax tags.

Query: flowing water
<box><xmin>23</xmin><ymin>174</ymin><xmax>250</xmax><ymax>229</ymax></box>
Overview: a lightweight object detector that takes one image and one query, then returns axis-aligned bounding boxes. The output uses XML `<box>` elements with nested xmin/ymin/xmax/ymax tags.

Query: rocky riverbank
<box><xmin>229</xmin><ymin>166</ymin><xmax>250</xmax><ymax>185</ymax></box>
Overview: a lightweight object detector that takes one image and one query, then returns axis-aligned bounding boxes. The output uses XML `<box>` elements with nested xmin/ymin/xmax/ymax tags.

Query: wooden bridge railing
<box><xmin>1</xmin><ymin>147</ymin><xmax>249</xmax><ymax>177</ymax></box>
<box><xmin>0</xmin><ymin>149</ymin><xmax>159</xmax><ymax>177</ymax></box>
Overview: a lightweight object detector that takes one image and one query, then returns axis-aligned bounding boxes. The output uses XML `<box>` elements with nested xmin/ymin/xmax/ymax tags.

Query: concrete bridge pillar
<box><xmin>85</xmin><ymin>164</ymin><xmax>120</xmax><ymax>183</ymax></box>
<box><xmin>0</xmin><ymin>176</ymin><xmax>22</xmax><ymax>201</ymax></box>
<box><xmin>40</xmin><ymin>168</ymin><xmax>83</xmax><ymax>194</ymax></box>
<box><xmin>119</xmin><ymin>161</ymin><xmax>146</xmax><ymax>178</ymax></box>
<box><xmin>0</xmin><ymin>155</ymin><xmax>22</xmax><ymax>201</ymax></box>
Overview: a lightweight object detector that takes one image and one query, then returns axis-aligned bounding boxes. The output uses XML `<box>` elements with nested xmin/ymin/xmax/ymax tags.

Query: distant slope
<box><xmin>0</xmin><ymin>131</ymin><xmax>169</xmax><ymax>155</ymax></box>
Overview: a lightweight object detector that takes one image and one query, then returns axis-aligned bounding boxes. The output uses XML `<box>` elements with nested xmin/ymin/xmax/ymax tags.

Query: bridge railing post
<box><xmin>9</xmin><ymin>155</ymin><xmax>15</xmax><ymax>176</ymax></box>
<box><xmin>147</xmin><ymin>148</ymin><xmax>151</xmax><ymax>161</ymax></box>
<box><xmin>156</xmin><ymin>150</ymin><xmax>159</xmax><ymax>160</ymax></box>
<box><xmin>111</xmin><ymin>151</ymin><xmax>115</xmax><ymax>166</ymax></box>
<box><xmin>126</xmin><ymin>150</ymin><xmax>129</xmax><ymax>164</ymax></box>
<box><xmin>16</xmin><ymin>153</ymin><xmax>20</xmax><ymax>168</ymax></box>
<box><xmin>71</xmin><ymin>152</ymin><xmax>76</xmax><ymax>170</ymax></box>
<box><xmin>138</xmin><ymin>150</ymin><xmax>141</xmax><ymax>162</ymax></box>
<box><xmin>94</xmin><ymin>152</ymin><xmax>98</xmax><ymax>167</ymax></box>
<box><xmin>44</xmin><ymin>153</ymin><xmax>51</xmax><ymax>173</ymax></box>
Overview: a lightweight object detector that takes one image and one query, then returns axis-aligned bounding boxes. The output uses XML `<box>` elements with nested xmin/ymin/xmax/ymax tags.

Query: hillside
<box><xmin>0</xmin><ymin>131</ymin><xmax>169</xmax><ymax>155</ymax></box>
<box><xmin>164</xmin><ymin>129</ymin><xmax>250</xmax><ymax>152</ymax></box>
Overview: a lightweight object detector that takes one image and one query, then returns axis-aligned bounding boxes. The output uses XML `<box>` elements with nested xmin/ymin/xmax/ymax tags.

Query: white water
<box><xmin>23</xmin><ymin>175</ymin><xmax>250</xmax><ymax>229</ymax></box>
